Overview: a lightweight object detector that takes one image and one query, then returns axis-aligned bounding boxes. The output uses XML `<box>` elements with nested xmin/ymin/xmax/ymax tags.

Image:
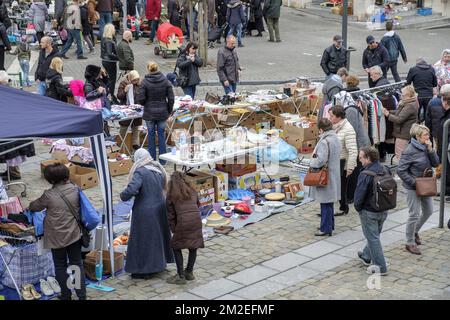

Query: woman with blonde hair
<box><xmin>45</xmin><ymin>57</ymin><xmax>73</xmax><ymax>102</ymax></box>
<box><xmin>382</xmin><ymin>85</ymin><xmax>418</xmax><ymax>161</ymax></box>
<box><xmin>117</xmin><ymin>70</ymin><xmax>142</xmax><ymax>150</ymax></box>
<box><xmin>137</xmin><ymin>61</ymin><xmax>175</xmax><ymax>164</ymax></box>
<box><xmin>101</xmin><ymin>23</ymin><xmax>119</xmax><ymax>103</ymax></box>
<box><xmin>397</xmin><ymin>124</ymin><xmax>440</xmax><ymax>255</ymax></box>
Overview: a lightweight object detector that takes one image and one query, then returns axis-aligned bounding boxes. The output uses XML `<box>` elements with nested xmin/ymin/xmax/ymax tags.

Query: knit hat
<box><xmin>366</xmin><ymin>35</ymin><xmax>375</xmax><ymax>44</ymax></box>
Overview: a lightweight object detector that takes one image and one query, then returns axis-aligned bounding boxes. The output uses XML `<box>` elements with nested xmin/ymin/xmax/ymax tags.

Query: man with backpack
<box><xmin>354</xmin><ymin>146</ymin><xmax>397</xmax><ymax>276</ymax></box>
<box><xmin>380</xmin><ymin>20</ymin><xmax>407</xmax><ymax>83</ymax></box>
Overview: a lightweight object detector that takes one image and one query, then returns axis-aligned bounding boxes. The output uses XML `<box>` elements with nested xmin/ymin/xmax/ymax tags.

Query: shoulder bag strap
<box><xmin>56</xmin><ymin>187</ymin><xmax>82</xmax><ymax>229</ymax></box>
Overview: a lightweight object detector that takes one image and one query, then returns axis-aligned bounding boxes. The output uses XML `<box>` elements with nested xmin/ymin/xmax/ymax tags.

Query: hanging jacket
<box><xmin>397</xmin><ymin>138</ymin><xmax>440</xmax><ymax>190</ymax></box>
<box><xmin>406</xmin><ymin>62</ymin><xmax>438</xmax><ymax>99</ymax></box>
<box><xmin>137</xmin><ymin>72</ymin><xmax>175</xmax><ymax>121</ymax></box>
<box><xmin>35</xmin><ymin>46</ymin><xmax>60</xmax><ymax>81</ymax></box>
<box><xmin>386</xmin><ymin>97</ymin><xmax>418</xmax><ymax>140</ymax></box>
<box><xmin>176</xmin><ymin>52</ymin><xmax>203</xmax><ymax>87</ymax></box>
<box><xmin>320</xmin><ymin>45</ymin><xmax>347</xmax><ymax>76</ymax></box>
<box><xmin>28</xmin><ymin>2</ymin><xmax>48</xmax><ymax>32</ymax></box>
<box><xmin>45</xmin><ymin>69</ymin><xmax>73</xmax><ymax>102</ymax></box>
<box><xmin>101</xmin><ymin>37</ymin><xmax>119</xmax><ymax>62</ymax></box>
<box><xmin>362</xmin><ymin>43</ymin><xmax>389</xmax><ymax>70</ymax></box>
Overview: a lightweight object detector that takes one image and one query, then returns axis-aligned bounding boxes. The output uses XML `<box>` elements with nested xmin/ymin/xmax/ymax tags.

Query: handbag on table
<box><xmin>415</xmin><ymin>168</ymin><xmax>437</xmax><ymax>197</ymax></box>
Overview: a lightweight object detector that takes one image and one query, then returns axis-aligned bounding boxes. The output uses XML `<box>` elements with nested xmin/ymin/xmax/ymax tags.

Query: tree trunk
<box><xmin>189</xmin><ymin>0</ymin><xmax>195</xmax><ymax>42</ymax></box>
<box><xmin>198</xmin><ymin>0</ymin><xmax>208</xmax><ymax>66</ymax></box>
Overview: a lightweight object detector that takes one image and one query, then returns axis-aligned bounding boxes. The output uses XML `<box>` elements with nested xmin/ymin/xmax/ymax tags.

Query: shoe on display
<box><xmin>166</xmin><ymin>274</ymin><xmax>187</xmax><ymax>285</ymax></box>
<box><xmin>366</xmin><ymin>265</ymin><xmax>388</xmax><ymax>276</ymax></box>
<box><xmin>40</xmin><ymin>279</ymin><xmax>54</xmax><ymax>296</ymax></box>
<box><xmin>357</xmin><ymin>251</ymin><xmax>371</xmax><ymax>266</ymax></box>
<box><xmin>47</xmin><ymin>276</ymin><xmax>61</xmax><ymax>294</ymax></box>
<box><xmin>25</xmin><ymin>284</ymin><xmax>42</xmax><ymax>300</ymax></box>
<box><xmin>21</xmin><ymin>285</ymin><xmax>34</xmax><ymax>300</ymax></box>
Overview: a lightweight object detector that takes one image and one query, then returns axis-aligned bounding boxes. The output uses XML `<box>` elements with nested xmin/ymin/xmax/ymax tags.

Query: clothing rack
<box><xmin>348</xmin><ymin>81</ymin><xmax>406</xmax><ymax>95</ymax></box>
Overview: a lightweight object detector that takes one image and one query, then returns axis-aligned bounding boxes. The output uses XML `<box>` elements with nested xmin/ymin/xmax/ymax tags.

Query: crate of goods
<box><xmin>417</xmin><ymin>7</ymin><xmax>432</xmax><ymax>16</ymax></box>
<box><xmin>115</xmin><ymin>129</ymin><xmax>148</xmax><ymax>155</ymax></box>
<box><xmin>84</xmin><ymin>250</ymin><xmax>124</xmax><ymax>280</ymax></box>
<box><xmin>40</xmin><ymin>159</ymin><xmax>70</xmax><ymax>178</ymax></box>
<box><xmin>300</xmin><ymin>139</ymin><xmax>317</xmax><ymax>154</ymax></box>
<box><xmin>275</xmin><ymin>113</ymin><xmax>300</xmax><ymax>131</ymax></box>
<box><xmin>107</xmin><ymin>153</ymin><xmax>133</xmax><ymax>177</ymax></box>
<box><xmin>284</xmin><ymin>122</ymin><xmax>318</xmax><ymax>150</ymax></box>
<box><xmin>69</xmin><ymin>165</ymin><xmax>98</xmax><ymax>189</ymax></box>
<box><xmin>217</xmin><ymin>112</ymin><xmax>241</xmax><ymax>126</ymax></box>
<box><xmin>199</xmin><ymin>169</ymin><xmax>229</xmax><ymax>202</ymax></box>
<box><xmin>185</xmin><ymin>171</ymin><xmax>215</xmax><ymax>206</ymax></box>
<box><xmin>229</xmin><ymin>172</ymin><xmax>261</xmax><ymax>190</ymax></box>
<box><xmin>215</xmin><ymin>155</ymin><xmax>257</xmax><ymax>177</ymax></box>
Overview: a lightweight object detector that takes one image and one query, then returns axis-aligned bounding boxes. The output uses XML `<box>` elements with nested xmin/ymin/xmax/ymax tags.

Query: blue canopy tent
<box><xmin>0</xmin><ymin>85</ymin><xmax>116</xmax><ymax>293</ymax></box>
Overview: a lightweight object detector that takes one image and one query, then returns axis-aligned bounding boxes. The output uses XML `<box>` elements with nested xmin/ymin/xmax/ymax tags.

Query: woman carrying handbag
<box><xmin>397</xmin><ymin>124</ymin><xmax>440</xmax><ymax>255</ymax></box>
<box><xmin>306</xmin><ymin>118</ymin><xmax>342</xmax><ymax>237</ymax></box>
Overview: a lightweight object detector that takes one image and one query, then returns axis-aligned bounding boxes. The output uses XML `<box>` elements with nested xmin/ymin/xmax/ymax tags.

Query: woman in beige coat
<box><xmin>328</xmin><ymin>105</ymin><xmax>358</xmax><ymax>216</ymax></box>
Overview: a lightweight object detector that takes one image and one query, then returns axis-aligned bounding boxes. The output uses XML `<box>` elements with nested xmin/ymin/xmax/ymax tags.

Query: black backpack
<box><xmin>361</xmin><ymin>167</ymin><xmax>397</xmax><ymax>212</ymax></box>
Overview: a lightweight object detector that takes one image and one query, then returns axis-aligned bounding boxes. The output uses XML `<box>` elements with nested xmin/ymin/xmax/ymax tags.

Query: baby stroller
<box><xmin>126</xmin><ymin>15</ymin><xmax>141</xmax><ymax>40</ymax></box>
<box><xmin>154</xmin><ymin>22</ymin><xmax>184</xmax><ymax>59</ymax></box>
<box><xmin>208</xmin><ymin>23</ymin><xmax>228</xmax><ymax>48</ymax></box>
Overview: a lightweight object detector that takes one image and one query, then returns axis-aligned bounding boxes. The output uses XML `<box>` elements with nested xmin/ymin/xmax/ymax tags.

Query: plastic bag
<box><xmin>79</xmin><ymin>189</ymin><xmax>101</xmax><ymax>231</ymax></box>
<box><xmin>260</xmin><ymin>138</ymin><xmax>298</xmax><ymax>162</ymax></box>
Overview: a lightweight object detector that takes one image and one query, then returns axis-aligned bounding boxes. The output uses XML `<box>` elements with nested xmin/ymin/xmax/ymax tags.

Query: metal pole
<box><xmin>342</xmin><ymin>0</ymin><xmax>348</xmax><ymax>49</ymax></box>
<box><xmin>439</xmin><ymin>119</ymin><xmax>450</xmax><ymax>228</ymax></box>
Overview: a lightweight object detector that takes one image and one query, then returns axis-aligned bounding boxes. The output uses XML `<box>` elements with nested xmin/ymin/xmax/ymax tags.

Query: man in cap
<box><xmin>320</xmin><ymin>35</ymin><xmax>348</xmax><ymax>79</ymax></box>
<box><xmin>362</xmin><ymin>35</ymin><xmax>389</xmax><ymax>88</ymax></box>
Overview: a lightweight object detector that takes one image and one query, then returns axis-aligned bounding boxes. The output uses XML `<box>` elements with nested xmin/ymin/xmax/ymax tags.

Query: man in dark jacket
<box><xmin>117</xmin><ymin>30</ymin><xmax>134</xmax><ymax>72</ymax></box>
<box><xmin>35</xmin><ymin>37</ymin><xmax>59</xmax><ymax>96</ymax></box>
<box><xmin>370</xmin><ymin>65</ymin><xmax>390</xmax><ymax>88</ymax></box>
<box><xmin>354</xmin><ymin>146</ymin><xmax>389</xmax><ymax>275</ymax></box>
<box><xmin>425</xmin><ymin>95</ymin><xmax>446</xmax><ymax>151</ymax></box>
<box><xmin>362</xmin><ymin>35</ymin><xmax>389</xmax><ymax>88</ymax></box>
<box><xmin>320</xmin><ymin>35</ymin><xmax>347</xmax><ymax>78</ymax></box>
<box><xmin>437</xmin><ymin>85</ymin><xmax>450</xmax><ymax>197</ymax></box>
<box><xmin>0</xmin><ymin>0</ymin><xmax>11</xmax><ymax>30</ymax></box>
<box><xmin>54</xmin><ymin>0</ymin><xmax>67</xmax><ymax>27</ymax></box>
<box><xmin>96</xmin><ymin>0</ymin><xmax>114</xmax><ymax>41</ymax></box>
<box><xmin>263</xmin><ymin>0</ymin><xmax>281</xmax><ymax>42</ymax></box>
<box><xmin>406</xmin><ymin>57</ymin><xmax>438</xmax><ymax>122</ymax></box>
<box><xmin>137</xmin><ymin>62</ymin><xmax>175</xmax><ymax>164</ymax></box>
<box><xmin>380</xmin><ymin>20</ymin><xmax>407</xmax><ymax>83</ymax></box>
<box><xmin>226</xmin><ymin>0</ymin><xmax>246</xmax><ymax>47</ymax></box>
<box><xmin>217</xmin><ymin>35</ymin><xmax>241</xmax><ymax>94</ymax></box>
<box><xmin>0</xmin><ymin>20</ymin><xmax>11</xmax><ymax>71</ymax></box>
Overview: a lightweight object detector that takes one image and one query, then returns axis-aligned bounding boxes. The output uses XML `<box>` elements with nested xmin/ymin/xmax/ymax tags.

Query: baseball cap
<box><xmin>366</xmin><ymin>35</ymin><xmax>375</xmax><ymax>44</ymax></box>
<box><xmin>333</xmin><ymin>35</ymin><xmax>343</xmax><ymax>42</ymax></box>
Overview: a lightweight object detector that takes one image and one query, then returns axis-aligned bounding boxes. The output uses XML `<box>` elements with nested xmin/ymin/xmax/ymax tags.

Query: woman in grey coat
<box><xmin>28</xmin><ymin>0</ymin><xmax>48</xmax><ymax>44</ymax></box>
<box><xmin>120</xmin><ymin>149</ymin><xmax>174</xmax><ymax>279</ymax></box>
<box><xmin>397</xmin><ymin>124</ymin><xmax>440</xmax><ymax>256</ymax></box>
<box><xmin>308</xmin><ymin>118</ymin><xmax>342</xmax><ymax>236</ymax></box>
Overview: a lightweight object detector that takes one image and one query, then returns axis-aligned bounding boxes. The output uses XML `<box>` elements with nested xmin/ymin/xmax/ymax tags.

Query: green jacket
<box><xmin>117</xmin><ymin>39</ymin><xmax>134</xmax><ymax>71</ymax></box>
<box><xmin>263</xmin><ymin>0</ymin><xmax>282</xmax><ymax>19</ymax></box>
<box><xmin>14</xmin><ymin>43</ymin><xmax>31</xmax><ymax>61</ymax></box>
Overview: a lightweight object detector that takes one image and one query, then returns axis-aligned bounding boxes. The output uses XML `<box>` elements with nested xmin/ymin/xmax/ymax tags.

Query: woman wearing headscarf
<box><xmin>434</xmin><ymin>49</ymin><xmax>450</xmax><ymax>91</ymax></box>
<box><xmin>120</xmin><ymin>148</ymin><xmax>174</xmax><ymax>279</ymax></box>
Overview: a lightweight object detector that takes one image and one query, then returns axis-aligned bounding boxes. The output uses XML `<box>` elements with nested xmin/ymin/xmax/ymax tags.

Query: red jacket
<box><xmin>146</xmin><ymin>0</ymin><xmax>162</xmax><ymax>20</ymax></box>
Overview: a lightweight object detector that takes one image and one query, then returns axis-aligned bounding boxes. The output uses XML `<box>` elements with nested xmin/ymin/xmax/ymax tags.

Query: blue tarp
<box><xmin>0</xmin><ymin>85</ymin><xmax>103</xmax><ymax>139</ymax></box>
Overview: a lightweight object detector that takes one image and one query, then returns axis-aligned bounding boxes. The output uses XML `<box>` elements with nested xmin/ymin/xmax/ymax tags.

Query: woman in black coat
<box><xmin>168</xmin><ymin>0</ymin><xmax>181</xmax><ymax>28</ymax></box>
<box><xmin>137</xmin><ymin>61</ymin><xmax>175</xmax><ymax>165</ymax></box>
<box><xmin>101</xmin><ymin>24</ymin><xmax>119</xmax><ymax>103</ymax></box>
<box><xmin>45</xmin><ymin>57</ymin><xmax>73</xmax><ymax>102</ymax></box>
<box><xmin>246</xmin><ymin>0</ymin><xmax>264</xmax><ymax>36</ymax></box>
<box><xmin>176</xmin><ymin>42</ymin><xmax>203</xmax><ymax>98</ymax></box>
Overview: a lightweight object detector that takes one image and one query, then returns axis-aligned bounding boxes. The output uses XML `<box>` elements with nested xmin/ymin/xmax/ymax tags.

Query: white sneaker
<box><xmin>46</xmin><ymin>276</ymin><xmax>61</xmax><ymax>294</ymax></box>
<box><xmin>40</xmin><ymin>279</ymin><xmax>54</xmax><ymax>296</ymax></box>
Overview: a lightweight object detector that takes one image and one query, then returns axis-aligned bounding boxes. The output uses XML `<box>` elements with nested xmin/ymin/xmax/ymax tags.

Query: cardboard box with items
<box><xmin>229</xmin><ymin>172</ymin><xmax>261</xmax><ymax>190</ymax></box>
<box><xmin>69</xmin><ymin>165</ymin><xmax>98</xmax><ymax>189</ymax></box>
<box><xmin>185</xmin><ymin>171</ymin><xmax>215</xmax><ymax>206</ymax></box>
<box><xmin>84</xmin><ymin>250</ymin><xmax>124</xmax><ymax>280</ymax></box>
<box><xmin>200</xmin><ymin>170</ymin><xmax>229</xmax><ymax>202</ymax></box>
<box><xmin>216</xmin><ymin>154</ymin><xmax>257</xmax><ymax>177</ymax></box>
<box><xmin>40</xmin><ymin>159</ymin><xmax>70</xmax><ymax>178</ymax></box>
<box><xmin>107</xmin><ymin>152</ymin><xmax>133</xmax><ymax>177</ymax></box>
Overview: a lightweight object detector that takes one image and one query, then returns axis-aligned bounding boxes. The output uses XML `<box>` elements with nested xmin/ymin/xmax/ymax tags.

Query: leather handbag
<box><xmin>415</xmin><ymin>168</ymin><xmax>437</xmax><ymax>197</ymax></box>
<box><xmin>303</xmin><ymin>139</ymin><xmax>329</xmax><ymax>187</ymax></box>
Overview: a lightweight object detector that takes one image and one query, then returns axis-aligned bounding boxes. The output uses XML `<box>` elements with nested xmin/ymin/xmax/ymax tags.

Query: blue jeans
<box><xmin>228</xmin><ymin>23</ymin><xmax>243</xmax><ymax>45</ymax></box>
<box><xmin>146</xmin><ymin>120</ymin><xmax>167</xmax><ymax>165</ymax></box>
<box><xmin>149</xmin><ymin>20</ymin><xmax>159</xmax><ymax>41</ymax></box>
<box><xmin>99</xmin><ymin>12</ymin><xmax>113</xmax><ymax>40</ymax></box>
<box><xmin>359</xmin><ymin>209</ymin><xmax>388</xmax><ymax>273</ymax></box>
<box><xmin>19</xmin><ymin>59</ymin><xmax>30</xmax><ymax>86</ymax></box>
<box><xmin>223</xmin><ymin>82</ymin><xmax>237</xmax><ymax>94</ymax></box>
<box><xmin>36</xmin><ymin>81</ymin><xmax>47</xmax><ymax>96</ymax></box>
<box><xmin>320</xmin><ymin>203</ymin><xmax>335</xmax><ymax>234</ymax></box>
<box><xmin>60</xmin><ymin>29</ymin><xmax>84</xmax><ymax>57</ymax></box>
<box><xmin>182</xmin><ymin>85</ymin><xmax>196</xmax><ymax>99</ymax></box>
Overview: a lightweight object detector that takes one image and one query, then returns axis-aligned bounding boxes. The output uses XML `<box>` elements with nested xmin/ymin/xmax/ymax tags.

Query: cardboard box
<box><xmin>229</xmin><ymin>172</ymin><xmax>261</xmax><ymax>190</ymax></box>
<box><xmin>107</xmin><ymin>153</ymin><xmax>133</xmax><ymax>177</ymax></box>
<box><xmin>69</xmin><ymin>165</ymin><xmax>98</xmax><ymax>189</ymax></box>
<box><xmin>215</xmin><ymin>154</ymin><xmax>257</xmax><ymax>177</ymax></box>
<box><xmin>84</xmin><ymin>250</ymin><xmax>124</xmax><ymax>280</ymax></box>
<box><xmin>218</xmin><ymin>113</ymin><xmax>241</xmax><ymax>126</ymax></box>
<box><xmin>284</xmin><ymin>124</ymin><xmax>318</xmax><ymax>149</ymax></box>
<box><xmin>52</xmin><ymin>138</ymin><xmax>91</xmax><ymax>163</ymax></box>
<box><xmin>300</xmin><ymin>139</ymin><xmax>317</xmax><ymax>154</ymax></box>
<box><xmin>115</xmin><ymin>129</ymin><xmax>148</xmax><ymax>155</ymax></box>
<box><xmin>200</xmin><ymin>169</ymin><xmax>229</xmax><ymax>202</ymax></box>
<box><xmin>40</xmin><ymin>159</ymin><xmax>70</xmax><ymax>178</ymax></box>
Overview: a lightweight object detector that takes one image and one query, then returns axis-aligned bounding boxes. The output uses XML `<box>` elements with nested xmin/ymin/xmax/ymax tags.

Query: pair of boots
<box><xmin>166</xmin><ymin>269</ymin><xmax>195</xmax><ymax>285</ymax></box>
